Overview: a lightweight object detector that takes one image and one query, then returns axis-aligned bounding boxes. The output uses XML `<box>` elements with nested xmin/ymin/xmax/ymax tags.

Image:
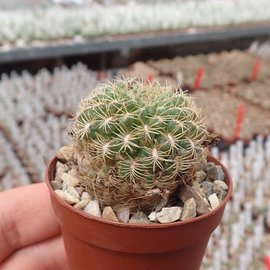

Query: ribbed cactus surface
<box><xmin>72</xmin><ymin>79</ymin><xmax>211</xmax><ymax>210</ymax></box>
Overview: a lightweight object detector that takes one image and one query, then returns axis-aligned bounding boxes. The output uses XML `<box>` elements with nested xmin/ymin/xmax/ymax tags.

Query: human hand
<box><xmin>0</xmin><ymin>183</ymin><xmax>68</xmax><ymax>270</ymax></box>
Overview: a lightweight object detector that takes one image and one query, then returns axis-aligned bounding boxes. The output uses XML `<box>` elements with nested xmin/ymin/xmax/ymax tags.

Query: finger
<box><xmin>0</xmin><ymin>183</ymin><xmax>60</xmax><ymax>262</ymax></box>
<box><xmin>0</xmin><ymin>235</ymin><xmax>68</xmax><ymax>270</ymax></box>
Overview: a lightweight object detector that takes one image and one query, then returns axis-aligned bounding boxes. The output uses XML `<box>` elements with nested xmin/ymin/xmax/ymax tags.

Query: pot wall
<box><xmin>46</xmin><ymin>156</ymin><xmax>232</xmax><ymax>270</ymax></box>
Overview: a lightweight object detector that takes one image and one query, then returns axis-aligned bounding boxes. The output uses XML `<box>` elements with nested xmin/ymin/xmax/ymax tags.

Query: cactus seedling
<box><xmin>71</xmin><ymin>78</ymin><xmax>213</xmax><ymax>211</ymax></box>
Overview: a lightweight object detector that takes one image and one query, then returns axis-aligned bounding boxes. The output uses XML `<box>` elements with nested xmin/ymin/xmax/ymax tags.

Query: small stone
<box><xmin>84</xmin><ymin>200</ymin><xmax>101</xmax><ymax>217</ymax></box>
<box><xmin>208</xmin><ymin>193</ymin><xmax>220</xmax><ymax>210</ymax></box>
<box><xmin>74</xmin><ymin>199</ymin><xmax>91</xmax><ymax>209</ymax></box>
<box><xmin>191</xmin><ymin>180</ymin><xmax>202</xmax><ymax>194</ymax></box>
<box><xmin>55</xmin><ymin>190</ymin><xmax>79</xmax><ymax>204</ymax></box>
<box><xmin>216</xmin><ymin>166</ymin><xmax>225</xmax><ymax>181</ymax></box>
<box><xmin>81</xmin><ymin>191</ymin><xmax>91</xmax><ymax>200</ymax></box>
<box><xmin>217</xmin><ymin>190</ymin><xmax>228</xmax><ymax>202</ymax></box>
<box><xmin>178</xmin><ymin>185</ymin><xmax>210</xmax><ymax>216</ymax></box>
<box><xmin>156</xmin><ymin>207</ymin><xmax>182</xmax><ymax>223</ymax></box>
<box><xmin>57</xmin><ymin>145</ymin><xmax>74</xmax><ymax>162</ymax></box>
<box><xmin>53</xmin><ymin>162</ymin><xmax>68</xmax><ymax>189</ymax></box>
<box><xmin>55</xmin><ymin>161</ymin><xmax>68</xmax><ymax>181</ymax></box>
<box><xmin>129</xmin><ymin>212</ymin><xmax>150</xmax><ymax>224</ymax></box>
<box><xmin>68</xmin><ymin>169</ymin><xmax>77</xmax><ymax>176</ymax></box>
<box><xmin>148</xmin><ymin>212</ymin><xmax>157</xmax><ymax>222</ymax></box>
<box><xmin>155</xmin><ymin>198</ymin><xmax>168</xmax><ymax>212</ymax></box>
<box><xmin>181</xmin><ymin>198</ymin><xmax>197</xmax><ymax>221</ymax></box>
<box><xmin>204</xmin><ymin>163</ymin><xmax>224</xmax><ymax>181</ymax></box>
<box><xmin>144</xmin><ymin>188</ymin><xmax>168</xmax><ymax>212</ymax></box>
<box><xmin>66</xmin><ymin>186</ymin><xmax>80</xmax><ymax>199</ymax></box>
<box><xmin>195</xmin><ymin>170</ymin><xmax>207</xmax><ymax>183</ymax></box>
<box><xmin>61</xmin><ymin>173</ymin><xmax>80</xmax><ymax>188</ymax></box>
<box><xmin>203</xmin><ymin>198</ymin><xmax>209</xmax><ymax>205</ymax></box>
<box><xmin>102</xmin><ymin>206</ymin><xmax>118</xmax><ymax>222</ymax></box>
<box><xmin>51</xmin><ymin>180</ymin><xmax>62</xmax><ymax>190</ymax></box>
<box><xmin>116</xmin><ymin>207</ymin><xmax>130</xmax><ymax>223</ymax></box>
<box><xmin>213</xmin><ymin>180</ymin><xmax>228</xmax><ymax>191</ymax></box>
<box><xmin>201</xmin><ymin>181</ymin><xmax>213</xmax><ymax>197</ymax></box>
<box><xmin>75</xmin><ymin>186</ymin><xmax>84</xmax><ymax>196</ymax></box>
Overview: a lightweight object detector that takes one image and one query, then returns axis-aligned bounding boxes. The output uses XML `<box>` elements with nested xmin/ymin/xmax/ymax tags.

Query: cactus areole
<box><xmin>71</xmin><ymin>79</ymin><xmax>214</xmax><ymax>211</ymax></box>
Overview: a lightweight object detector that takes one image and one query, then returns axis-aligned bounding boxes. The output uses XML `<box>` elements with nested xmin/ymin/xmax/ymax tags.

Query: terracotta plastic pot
<box><xmin>45</xmin><ymin>156</ymin><xmax>232</xmax><ymax>270</ymax></box>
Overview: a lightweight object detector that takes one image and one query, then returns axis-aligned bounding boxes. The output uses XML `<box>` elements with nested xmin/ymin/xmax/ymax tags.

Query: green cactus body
<box><xmin>72</xmin><ymin>79</ymin><xmax>211</xmax><ymax>211</ymax></box>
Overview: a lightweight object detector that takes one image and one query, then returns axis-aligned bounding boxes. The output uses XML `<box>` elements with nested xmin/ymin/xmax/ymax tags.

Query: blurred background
<box><xmin>0</xmin><ymin>0</ymin><xmax>270</xmax><ymax>269</ymax></box>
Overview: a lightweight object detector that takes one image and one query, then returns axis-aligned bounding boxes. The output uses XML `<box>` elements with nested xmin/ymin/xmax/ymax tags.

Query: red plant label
<box><xmin>194</xmin><ymin>68</ymin><xmax>204</xmax><ymax>89</ymax></box>
<box><xmin>265</xmin><ymin>254</ymin><xmax>270</xmax><ymax>270</ymax></box>
<box><xmin>250</xmin><ymin>59</ymin><xmax>262</xmax><ymax>81</ymax></box>
<box><xmin>233</xmin><ymin>103</ymin><xmax>245</xmax><ymax>140</ymax></box>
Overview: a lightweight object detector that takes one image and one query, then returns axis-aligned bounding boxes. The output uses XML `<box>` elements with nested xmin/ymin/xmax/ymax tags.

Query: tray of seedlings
<box><xmin>147</xmin><ymin>50</ymin><xmax>270</xmax><ymax>90</ymax></box>
<box><xmin>0</xmin><ymin>64</ymin><xmax>98</xmax><ymax>188</ymax></box>
<box><xmin>228</xmin><ymin>80</ymin><xmax>270</xmax><ymax>111</ymax></box>
<box><xmin>203</xmin><ymin>137</ymin><xmax>270</xmax><ymax>270</ymax></box>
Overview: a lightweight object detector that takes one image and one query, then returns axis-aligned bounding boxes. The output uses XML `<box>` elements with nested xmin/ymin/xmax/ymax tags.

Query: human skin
<box><xmin>0</xmin><ymin>183</ymin><xmax>68</xmax><ymax>270</ymax></box>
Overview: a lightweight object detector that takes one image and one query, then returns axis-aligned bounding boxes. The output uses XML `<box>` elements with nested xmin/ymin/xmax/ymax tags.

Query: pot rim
<box><xmin>46</xmin><ymin>155</ymin><xmax>233</xmax><ymax>229</ymax></box>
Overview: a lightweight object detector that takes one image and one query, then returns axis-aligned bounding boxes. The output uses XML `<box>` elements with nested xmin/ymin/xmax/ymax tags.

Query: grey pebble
<box><xmin>129</xmin><ymin>212</ymin><xmax>150</xmax><ymax>224</ymax></box>
<box><xmin>204</xmin><ymin>162</ymin><xmax>224</xmax><ymax>181</ymax></box>
<box><xmin>116</xmin><ymin>207</ymin><xmax>130</xmax><ymax>223</ymax></box>
<box><xmin>178</xmin><ymin>185</ymin><xmax>210</xmax><ymax>216</ymax></box>
<box><xmin>201</xmin><ymin>181</ymin><xmax>213</xmax><ymax>197</ymax></box>
<box><xmin>195</xmin><ymin>170</ymin><xmax>207</xmax><ymax>183</ymax></box>
<box><xmin>181</xmin><ymin>198</ymin><xmax>196</xmax><ymax>221</ymax></box>
<box><xmin>213</xmin><ymin>180</ymin><xmax>228</xmax><ymax>191</ymax></box>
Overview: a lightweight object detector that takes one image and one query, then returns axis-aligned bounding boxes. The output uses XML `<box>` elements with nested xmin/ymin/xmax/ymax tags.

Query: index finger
<box><xmin>0</xmin><ymin>183</ymin><xmax>60</xmax><ymax>262</ymax></box>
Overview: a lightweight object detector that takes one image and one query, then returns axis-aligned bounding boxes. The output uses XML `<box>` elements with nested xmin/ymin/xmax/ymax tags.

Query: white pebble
<box><xmin>55</xmin><ymin>189</ymin><xmax>80</xmax><ymax>204</ymax></box>
<box><xmin>55</xmin><ymin>161</ymin><xmax>68</xmax><ymax>180</ymax></box>
<box><xmin>148</xmin><ymin>212</ymin><xmax>157</xmax><ymax>222</ymax></box>
<box><xmin>74</xmin><ymin>199</ymin><xmax>91</xmax><ymax>209</ymax></box>
<box><xmin>66</xmin><ymin>186</ymin><xmax>80</xmax><ymax>199</ymax></box>
<box><xmin>61</xmin><ymin>173</ymin><xmax>80</xmax><ymax>188</ymax></box>
<box><xmin>156</xmin><ymin>207</ymin><xmax>182</xmax><ymax>223</ymax></box>
<box><xmin>81</xmin><ymin>191</ymin><xmax>91</xmax><ymax>200</ymax></box>
<box><xmin>208</xmin><ymin>193</ymin><xmax>220</xmax><ymax>210</ymax></box>
<box><xmin>84</xmin><ymin>200</ymin><xmax>101</xmax><ymax>217</ymax></box>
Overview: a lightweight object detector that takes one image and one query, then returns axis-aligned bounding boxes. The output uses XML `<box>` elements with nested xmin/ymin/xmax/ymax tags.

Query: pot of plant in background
<box><xmin>45</xmin><ymin>78</ymin><xmax>233</xmax><ymax>270</ymax></box>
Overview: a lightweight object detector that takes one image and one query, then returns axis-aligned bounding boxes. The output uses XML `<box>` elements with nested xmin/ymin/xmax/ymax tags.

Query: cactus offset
<box><xmin>72</xmin><ymin>79</ymin><xmax>212</xmax><ymax>211</ymax></box>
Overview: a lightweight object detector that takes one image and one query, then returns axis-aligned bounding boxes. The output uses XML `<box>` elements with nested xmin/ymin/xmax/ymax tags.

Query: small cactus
<box><xmin>71</xmin><ymin>78</ymin><xmax>213</xmax><ymax>211</ymax></box>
